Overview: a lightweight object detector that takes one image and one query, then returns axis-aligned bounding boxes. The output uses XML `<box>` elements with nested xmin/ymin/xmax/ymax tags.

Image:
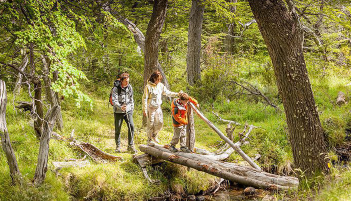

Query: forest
<box><xmin>1</xmin><ymin>0</ymin><xmax>351</xmax><ymax>200</ymax></box>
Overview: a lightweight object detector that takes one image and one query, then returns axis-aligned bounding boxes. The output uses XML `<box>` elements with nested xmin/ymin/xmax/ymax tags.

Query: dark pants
<box><xmin>114</xmin><ymin>112</ymin><xmax>134</xmax><ymax>147</ymax></box>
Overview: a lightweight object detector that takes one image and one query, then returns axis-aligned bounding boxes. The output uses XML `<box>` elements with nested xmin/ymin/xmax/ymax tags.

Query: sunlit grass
<box><xmin>2</xmin><ymin>68</ymin><xmax>351</xmax><ymax>200</ymax></box>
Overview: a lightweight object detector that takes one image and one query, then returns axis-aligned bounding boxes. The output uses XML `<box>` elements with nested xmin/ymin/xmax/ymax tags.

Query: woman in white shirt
<box><xmin>142</xmin><ymin>71</ymin><xmax>179</xmax><ymax>145</ymax></box>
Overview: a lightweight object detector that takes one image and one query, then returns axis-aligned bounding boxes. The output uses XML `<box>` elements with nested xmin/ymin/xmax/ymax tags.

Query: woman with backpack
<box><xmin>142</xmin><ymin>71</ymin><xmax>180</xmax><ymax>145</ymax></box>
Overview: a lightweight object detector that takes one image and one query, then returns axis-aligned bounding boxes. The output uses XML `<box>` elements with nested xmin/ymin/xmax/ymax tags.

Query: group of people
<box><xmin>111</xmin><ymin>71</ymin><xmax>198</xmax><ymax>154</ymax></box>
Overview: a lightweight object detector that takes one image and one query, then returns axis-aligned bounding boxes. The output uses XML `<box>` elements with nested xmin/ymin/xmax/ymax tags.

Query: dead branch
<box><xmin>231</xmin><ymin>80</ymin><xmax>281</xmax><ymax>112</ymax></box>
<box><xmin>212</xmin><ymin>111</ymin><xmax>240</xmax><ymax>125</ymax></box>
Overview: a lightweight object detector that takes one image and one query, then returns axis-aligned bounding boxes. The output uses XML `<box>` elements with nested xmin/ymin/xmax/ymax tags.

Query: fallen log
<box><xmin>70</xmin><ymin>141</ymin><xmax>122</xmax><ymax>163</ymax></box>
<box><xmin>139</xmin><ymin>144</ymin><xmax>298</xmax><ymax>190</ymax></box>
<box><xmin>51</xmin><ymin>132</ymin><xmax>122</xmax><ymax>163</ymax></box>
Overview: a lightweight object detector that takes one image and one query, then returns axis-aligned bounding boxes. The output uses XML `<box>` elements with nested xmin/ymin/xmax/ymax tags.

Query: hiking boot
<box><xmin>180</xmin><ymin>147</ymin><xmax>192</xmax><ymax>153</ymax></box>
<box><xmin>127</xmin><ymin>145</ymin><xmax>138</xmax><ymax>154</ymax></box>
<box><xmin>115</xmin><ymin>145</ymin><xmax>121</xmax><ymax>153</ymax></box>
<box><xmin>169</xmin><ymin>145</ymin><xmax>178</xmax><ymax>153</ymax></box>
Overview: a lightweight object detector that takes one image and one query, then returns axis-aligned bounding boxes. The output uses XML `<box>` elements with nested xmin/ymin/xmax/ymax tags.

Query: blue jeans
<box><xmin>114</xmin><ymin>112</ymin><xmax>134</xmax><ymax>147</ymax></box>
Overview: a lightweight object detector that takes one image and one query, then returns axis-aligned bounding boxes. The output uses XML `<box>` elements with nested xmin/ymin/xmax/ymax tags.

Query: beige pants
<box><xmin>146</xmin><ymin>106</ymin><xmax>163</xmax><ymax>142</ymax></box>
<box><xmin>170</xmin><ymin>125</ymin><xmax>186</xmax><ymax>147</ymax></box>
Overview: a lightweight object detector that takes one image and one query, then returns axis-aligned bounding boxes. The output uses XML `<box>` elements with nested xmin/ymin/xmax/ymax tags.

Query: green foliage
<box><xmin>2</xmin><ymin>0</ymin><xmax>351</xmax><ymax>200</ymax></box>
<box><xmin>315</xmin><ymin>167</ymin><xmax>351</xmax><ymax>201</ymax></box>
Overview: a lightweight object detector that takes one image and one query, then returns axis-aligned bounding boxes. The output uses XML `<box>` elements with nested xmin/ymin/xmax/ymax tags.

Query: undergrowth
<box><xmin>2</xmin><ymin>71</ymin><xmax>351</xmax><ymax>200</ymax></box>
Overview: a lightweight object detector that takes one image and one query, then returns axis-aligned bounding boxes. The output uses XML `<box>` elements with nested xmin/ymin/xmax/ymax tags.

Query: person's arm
<box><xmin>112</xmin><ymin>87</ymin><xmax>122</xmax><ymax>110</ymax></box>
<box><xmin>172</xmin><ymin>106</ymin><xmax>188</xmax><ymax>125</ymax></box>
<box><xmin>161</xmin><ymin>83</ymin><xmax>178</xmax><ymax>98</ymax></box>
<box><xmin>189</xmin><ymin>96</ymin><xmax>198</xmax><ymax>107</ymax></box>
<box><xmin>142</xmin><ymin>85</ymin><xmax>149</xmax><ymax>116</ymax></box>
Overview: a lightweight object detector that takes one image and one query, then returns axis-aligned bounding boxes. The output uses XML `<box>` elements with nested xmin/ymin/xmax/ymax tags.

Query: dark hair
<box><xmin>179</xmin><ymin>93</ymin><xmax>189</xmax><ymax>101</ymax></box>
<box><xmin>148</xmin><ymin>71</ymin><xmax>162</xmax><ymax>83</ymax></box>
<box><xmin>120</xmin><ymin>72</ymin><xmax>129</xmax><ymax>81</ymax></box>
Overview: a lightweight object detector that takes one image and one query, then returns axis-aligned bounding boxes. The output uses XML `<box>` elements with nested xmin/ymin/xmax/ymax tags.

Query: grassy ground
<box><xmin>1</xmin><ymin>77</ymin><xmax>351</xmax><ymax>200</ymax></box>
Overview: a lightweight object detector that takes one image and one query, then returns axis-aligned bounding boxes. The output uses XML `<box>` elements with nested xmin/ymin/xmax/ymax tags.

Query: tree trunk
<box><xmin>139</xmin><ymin>144</ymin><xmax>298</xmax><ymax>190</ymax></box>
<box><xmin>41</xmin><ymin>55</ymin><xmax>63</xmax><ymax>130</ymax></box>
<box><xmin>186</xmin><ymin>0</ymin><xmax>204</xmax><ymax>86</ymax></box>
<box><xmin>103</xmin><ymin>5</ymin><xmax>170</xmax><ymax>88</ymax></box>
<box><xmin>33</xmin><ymin>105</ymin><xmax>60</xmax><ymax>185</ymax></box>
<box><xmin>225</xmin><ymin>0</ymin><xmax>237</xmax><ymax>54</ymax></box>
<box><xmin>143</xmin><ymin>0</ymin><xmax>168</xmax><ymax>86</ymax></box>
<box><xmin>186</xmin><ymin>103</ymin><xmax>195</xmax><ymax>152</ymax></box>
<box><xmin>248</xmin><ymin>0</ymin><xmax>329</xmax><ymax>176</ymax></box>
<box><xmin>33</xmin><ymin>77</ymin><xmax>43</xmax><ymax>139</ymax></box>
<box><xmin>0</xmin><ymin>80</ymin><xmax>21</xmax><ymax>184</ymax></box>
<box><xmin>13</xmin><ymin>54</ymin><xmax>28</xmax><ymax>96</ymax></box>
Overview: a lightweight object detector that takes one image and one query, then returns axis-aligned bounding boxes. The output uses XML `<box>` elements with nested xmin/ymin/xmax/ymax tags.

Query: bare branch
<box><xmin>231</xmin><ymin>80</ymin><xmax>281</xmax><ymax>112</ymax></box>
<box><xmin>0</xmin><ymin>62</ymin><xmax>31</xmax><ymax>79</ymax></box>
<box><xmin>227</xmin><ymin>19</ymin><xmax>256</xmax><ymax>38</ymax></box>
<box><xmin>212</xmin><ymin>111</ymin><xmax>240</xmax><ymax>125</ymax></box>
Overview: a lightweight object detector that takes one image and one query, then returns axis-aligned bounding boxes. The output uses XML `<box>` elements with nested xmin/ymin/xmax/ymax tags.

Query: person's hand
<box><xmin>143</xmin><ymin>110</ymin><xmax>147</xmax><ymax>117</ymax></box>
<box><xmin>121</xmin><ymin>104</ymin><xmax>127</xmax><ymax>111</ymax></box>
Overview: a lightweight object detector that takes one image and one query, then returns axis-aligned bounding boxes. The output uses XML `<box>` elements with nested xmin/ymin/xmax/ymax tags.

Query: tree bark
<box><xmin>186</xmin><ymin>103</ymin><xmax>196</xmax><ymax>152</ymax></box>
<box><xmin>143</xmin><ymin>0</ymin><xmax>168</xmax><ymax>86</ymax></box>
<box><xmin>13</xmin><ymin>54</ymin><xmax>28</xmax><ymax>96</ymax></box>
<box><xmin>33</xmin><ymin>105</ymin><xmax>60</xmax><ymax>185</ymax></box>
<box><xmin>248</xmin><ymin>0</ymin><xmax>329</xmax><ymax>176</ymax></box>
<box><xmin>41</xmin><ymin>55</ymin><xmax>63</xmax><ymax>130</ymax></box>
<box><xmin>102</xmin><ymin>4</ymin><xmax>170</xmax><ymax>88</ymax></box>
<box><xmin>186</xmin><ymin>0</ymin><xmax>204</xmax><ymax>85</ymax></box>
<box><xmin>139</xmin><ymin>144</ymin><xmax>298</xmax><ymax>190</ymax></box>
<box><xmin>33</xmin><ymin>77</ymin><xmax>43</xmax><ymax>139</ymax></box>
<box><xmin>0</xmin><ymin>80</ymin><xmax>21</xmax><ymax>184</ymax></box>
<box><xmin>225</xmin><ymin>0</ymin><xmax>237</xmax><ymax>54</ymax></box>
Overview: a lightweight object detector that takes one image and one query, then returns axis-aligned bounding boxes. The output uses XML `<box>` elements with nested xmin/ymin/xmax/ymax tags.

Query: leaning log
<box><xmin>189</xmin><ymin>103</ymin><xmax>261</xmax><ymax>170</ymax></box>
<box><xmin>139</xmin><ymin>144</ymin><xmax>298</xmax><ymax>190</ymax></box>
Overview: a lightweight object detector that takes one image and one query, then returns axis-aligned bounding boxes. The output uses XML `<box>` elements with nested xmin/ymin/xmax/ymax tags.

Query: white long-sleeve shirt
<box><xmin>142</xmin><ymin>81</ymin><xmax>178</xmax><ymax>113</ymax></box>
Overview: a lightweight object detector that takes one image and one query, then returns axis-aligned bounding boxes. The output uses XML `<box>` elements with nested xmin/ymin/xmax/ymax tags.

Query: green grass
<box><xmin>2</xmin><ymin>75</ymin><xmax>351</xmax><ymax>200</ymax></box>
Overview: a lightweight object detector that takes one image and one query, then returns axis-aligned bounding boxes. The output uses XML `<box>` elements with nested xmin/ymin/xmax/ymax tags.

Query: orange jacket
<box><xmin>171</xmin><ymin>97</ymin><xmax>198</xmax><ymax>127</ymax></box>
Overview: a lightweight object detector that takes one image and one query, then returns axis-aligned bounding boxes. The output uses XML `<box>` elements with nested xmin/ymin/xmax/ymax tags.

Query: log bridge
<box><xmin>138</xmin><ymin>103</ymin><xmax>299</xmax><ymax>190</ymax></box>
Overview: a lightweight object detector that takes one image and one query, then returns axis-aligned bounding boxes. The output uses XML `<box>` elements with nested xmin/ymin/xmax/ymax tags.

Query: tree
<box><xmin>186</xmin><ymin>0</ymin><xmax>204</xmax><ymax>86</ymax></box>
<box><xmin>0</xmin><ymin>80</ymin><xmax>21</xmax><ymax>184</ymax></box>
<box><xmin>0</xmin><ymin>0</ymin><xmax>90</xmax><ymax>185</ymax></box>
<box><xmin>144</xmin><ymin>0</ymin><xmax>168</xmax><ymax>86</ymax></box>
<box><xmin>225</xmin><ymin>0</ymin><xmax>237</xmax><ymax>54</ymax></box>
<box><xmin>248</xmin><ymin>0</ymin><xmax>329</xmax><ymax>176</ymax></box>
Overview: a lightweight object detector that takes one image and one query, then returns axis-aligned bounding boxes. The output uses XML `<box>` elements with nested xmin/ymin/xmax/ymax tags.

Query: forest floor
<box><xmin>1</xmin><ymin>83</ymin><xmax>351</xmax><ymax>200</ymax></box>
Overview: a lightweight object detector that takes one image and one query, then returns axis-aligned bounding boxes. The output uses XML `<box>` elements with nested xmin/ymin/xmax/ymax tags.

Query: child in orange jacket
<box><xmin>169</xmin><ymin>93</ymin><xmax>198</xmax><ymax>152</ymax></box>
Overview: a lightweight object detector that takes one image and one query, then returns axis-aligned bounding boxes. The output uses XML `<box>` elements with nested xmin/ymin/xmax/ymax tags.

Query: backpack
<box><xmin>109</xmin><ymin>79</ymin><xmax>132</xmax><ymax>106</ymax></box>
<box><xmin>109</xmin><ymin>79</ymin><xmax>120</xmax><ymax>106</ymax></box>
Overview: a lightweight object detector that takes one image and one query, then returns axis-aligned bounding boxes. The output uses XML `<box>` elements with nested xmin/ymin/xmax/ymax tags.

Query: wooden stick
<box><xmin>189</xmin><ymin>103</ymin><xmax>261</xmax><ymax>170</ymax></box>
